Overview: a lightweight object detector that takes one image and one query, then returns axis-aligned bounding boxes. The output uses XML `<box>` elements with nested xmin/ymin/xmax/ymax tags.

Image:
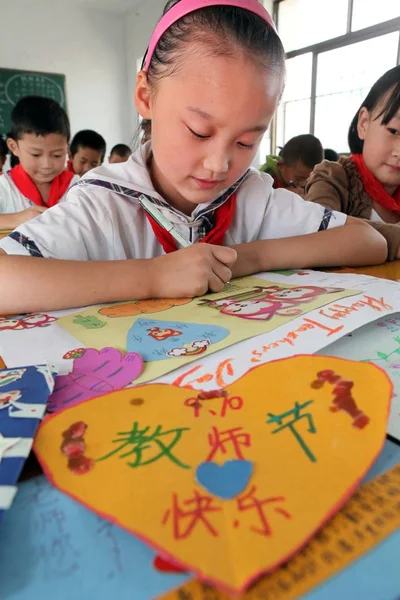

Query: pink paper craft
<box><xmin>48</xmin><ymin>347</ymin><xmax>143</xmax><ymax>413</ymax></box>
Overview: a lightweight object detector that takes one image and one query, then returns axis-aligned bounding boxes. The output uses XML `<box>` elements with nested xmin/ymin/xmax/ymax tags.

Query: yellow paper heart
<box><xmin>34</xmin><ymin>356</ymin><xmax>391</xmax><ymax>593</ymax></box>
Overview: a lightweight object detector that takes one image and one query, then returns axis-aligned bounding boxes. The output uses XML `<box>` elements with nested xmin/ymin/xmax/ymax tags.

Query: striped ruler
<box><xmin>159</xmin><ymin>463</ymin><xmax>400</xmax><ymax>600</ymax></box>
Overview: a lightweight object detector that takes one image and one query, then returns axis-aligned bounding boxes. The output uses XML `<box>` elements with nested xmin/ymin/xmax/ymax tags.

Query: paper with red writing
<box><xmin>55</xmin><ymin>277</ymin><xmax>358</xmax><ymax>383</ymax></box>
<box><xmin>1</xmin><ymin>272</ymin><xmax>399</xmax><ymax>388</ymax></box>
<box><xmin>158</xmin><ymin>271</ymin><xmax>400</xmax><ymax>394</ymax></box>
<box><xmin>34</xmin><ymin>356</ymin><xmax>391</xmax><ymax>593</ymax></box>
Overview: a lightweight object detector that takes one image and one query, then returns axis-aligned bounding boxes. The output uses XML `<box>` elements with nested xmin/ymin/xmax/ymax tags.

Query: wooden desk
<box><xmin>333</xmin><ymin>260</ymin><xmax>400</xmax><ymax>282</ymax></box>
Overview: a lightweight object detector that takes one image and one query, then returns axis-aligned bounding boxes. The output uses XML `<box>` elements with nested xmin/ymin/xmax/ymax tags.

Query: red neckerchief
<box><xmin>144</xmin><ymin>193</ymin><xmax>236</xmax><ymax>254</ymax></box>
<box><xmin>67</xmin><ymin>160</ymin><xmax>75</xmax><ymax>173</ymax></box>
<box><xmin>272</xmin><ymin>173</ymin><xmax>285</xmax><ymax>189</ymax></box>
<box><xmin>9</xmin><ymin>164</ymin><xmax>75</xmax><ymax>208</ymax></box>
<box><xmin>351</xmin><ymin>153</ymin><xmax>400</xmax><ymax>215</ymax></box>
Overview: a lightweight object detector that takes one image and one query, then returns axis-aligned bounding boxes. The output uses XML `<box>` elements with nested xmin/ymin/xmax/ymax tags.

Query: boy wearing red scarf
<box><xmin>306</xmin><ymin>66</ymin><xmax>400</xmax><ymax>259</ymax></box>
<box><xmin>0</xmin><ymin>96</ymin><xmax>78</xmax><ymax>230</ymax></box>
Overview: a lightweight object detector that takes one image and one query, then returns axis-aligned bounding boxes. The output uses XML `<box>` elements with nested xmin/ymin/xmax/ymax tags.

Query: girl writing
<box><xmin>306</xmin><ymin>66</ymin><xmax>400</xmax><ymax>259</ymax></box>
<box><xmin>0</xmin><ymin>0</ymin><xmax>386</xmax><ymax>313</ymax></box>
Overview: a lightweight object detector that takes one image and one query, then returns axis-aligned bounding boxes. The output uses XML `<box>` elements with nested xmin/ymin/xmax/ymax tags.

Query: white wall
<box><xmin>124</xmin><ymin>0</ymin><xmax>165</xmax><ymax>134</ymax></box>
<box><xmin>0</xmin><ymin>0</ymin><xmax>129</xmax><ymax>152</ymax></box>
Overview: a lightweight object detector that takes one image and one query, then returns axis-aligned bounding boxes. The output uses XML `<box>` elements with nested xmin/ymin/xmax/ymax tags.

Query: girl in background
<box><xmin>306</xmin><ymin>66</ymin><xmax>400</xmax><ymax>259</ymax></box>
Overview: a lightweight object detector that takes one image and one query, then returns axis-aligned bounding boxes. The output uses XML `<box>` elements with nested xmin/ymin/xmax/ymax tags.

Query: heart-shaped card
<box><xmin>34</xmin><ymin>356</ymin><xmax>391</xmax><ymax>593</ymax></box>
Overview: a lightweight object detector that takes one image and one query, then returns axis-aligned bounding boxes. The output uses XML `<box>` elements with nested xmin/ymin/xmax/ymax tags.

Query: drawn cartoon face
<box><xmin>147</xmin><ymin>327</ymin><xmax>182</xmax><ymax>341</ymax></box>
<box><xmin>0</xmin><ymin>313</ymin><xmax>56</xmax><ymax>330</ymax></box>
<box><xmin>23</xmin><ymin>314</ymin><xmax>49</xmax><ymax>325</ymax></box>
<box><xmin>0</xmin><ymin>369</ymin><xmax>26</xmax><ymax>387</ymax></box>
<box><xmin>266</xmin><ymin>286</ymin><xmax>340</xmax><ymax>302</ymax></box>
<box><xmin>0</xmin><ymin>316</ymin><xmax>22</xmax><ymax>330</ymax></box>
<box><xmin>220</xmin><ymin>300</ymin><xmax>277</xmax><ymax>318</ymax></box>
<box><xmin>0</xmin><ymin>390</ymin><xmax>22</xmax><ymax>408</ymax></box>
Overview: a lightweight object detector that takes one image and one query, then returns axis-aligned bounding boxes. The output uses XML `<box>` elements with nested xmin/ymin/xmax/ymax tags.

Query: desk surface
<box><xmin>334</xmin><ymin>261</ymin><xmax>400</xmax><ymax>282</ymax></box>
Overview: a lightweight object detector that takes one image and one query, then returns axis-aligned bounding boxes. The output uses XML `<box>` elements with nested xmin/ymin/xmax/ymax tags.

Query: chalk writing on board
<box><xmin>5</xmin><ymin>74</ymin><xmax>64</xmax><ymax>106</ymax></box>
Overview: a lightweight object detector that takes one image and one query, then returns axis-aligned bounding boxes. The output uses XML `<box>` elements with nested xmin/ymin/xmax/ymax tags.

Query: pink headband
<box><xmin>143</xmin><ymin>0</ymin><xmax>277</xmax><ymax>72</ymax></box>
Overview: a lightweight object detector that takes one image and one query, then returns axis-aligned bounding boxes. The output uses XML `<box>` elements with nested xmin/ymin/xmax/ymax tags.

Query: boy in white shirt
<box><xmin>0</xmin><ymin>96</ymin><xmax>78</xmax><ymax>231</ymax></box>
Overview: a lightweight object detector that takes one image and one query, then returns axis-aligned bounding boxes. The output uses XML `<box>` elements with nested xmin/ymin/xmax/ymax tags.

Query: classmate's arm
<box><xmin>305</xmin><ymin>161</ymin><xmax>348</xmax><ymax>212</ymax></box>
<box><xmin>371</xmin><ymin>221</ymin><xmax>400</xmax><ymax>260</ymax></box>
<box><xmin>305</xmin><ymin>161</ymin><xmax>400</xmax><ymax>260</ymax></box>
<box><xmin>231</xmin><ymin>218</ymin><xmax>388</xmax><ymax>278</ymax></box>
<box><xmin>0</xmin><ymin>207</ymin><xmax>47</xmax><ymax>230</ymax></box>
<box><xmin>0</xmin><ymin>245</ymin><xmax>236</xmax><ymax>314</ymax></box>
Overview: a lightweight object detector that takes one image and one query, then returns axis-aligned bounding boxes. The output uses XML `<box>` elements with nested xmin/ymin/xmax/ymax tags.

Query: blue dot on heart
<box><xmin>195</xmin><ymin>459</ymin><xmax>253</xmax><ymax>500</ymax></box>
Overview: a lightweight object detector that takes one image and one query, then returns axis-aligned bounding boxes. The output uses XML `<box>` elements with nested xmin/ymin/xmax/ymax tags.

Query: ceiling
<box><xmin>69</xmin><ymin>0</ymin><xmax>145</xmax><ymax>15</ymax></box>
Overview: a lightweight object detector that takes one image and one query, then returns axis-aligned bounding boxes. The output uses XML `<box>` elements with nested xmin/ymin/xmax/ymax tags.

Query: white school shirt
<box><xmin>0</xmin><ymin>171</ymin><xmax>79</xmax><ymax>214</ymax></box>
<box><xmin>0</xmin><ymin>143</ymin><xmax>347</xmax><ymax>259</ymax></box>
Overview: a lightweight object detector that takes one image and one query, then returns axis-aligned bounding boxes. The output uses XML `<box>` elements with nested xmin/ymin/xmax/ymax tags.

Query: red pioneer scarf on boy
<box><xmin>145</xmin><ymin>193</ymin><xmax>236</xmax><ymax>254</ymax></box>
<box><xmin>351</xmin><ymin>153</ymin><xmax>400</xmax><ymax>216</ymax></box>
<box><xmin>9</xmin><ymin>164</ymin><xmax>75</xmax><ymax>208</ymax></box>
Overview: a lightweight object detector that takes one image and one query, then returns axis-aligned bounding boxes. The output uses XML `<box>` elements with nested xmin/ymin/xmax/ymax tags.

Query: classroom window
<box><xmin>278</xmin><ymin>0</ymin><xmax>348</xmax><ymax>52</ymax></box>
<box><xmin>276</xmin><ymin>53</ymin><xmax>312</xmax><ymax>150</ymax></box>
<box><xmin>314</xmin><ymin>32</ymin><xmax>400</xmax><ymax>152</ymax></box>
<box><xmin>351</xmin><ymin>0</ymin><xmax>400</xmax><ymax>32</ymax></box>
<box><xmin>265</xmin><ymin>0</ymin><xmax>400</xmax><ymax>159</ymax></box>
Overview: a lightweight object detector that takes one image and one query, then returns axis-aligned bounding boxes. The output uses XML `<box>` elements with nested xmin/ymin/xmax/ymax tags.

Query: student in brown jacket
<box><xmin>306</xmin><ymin>66</ymin><xmax>400</xmax><ymax>259</ymax></box>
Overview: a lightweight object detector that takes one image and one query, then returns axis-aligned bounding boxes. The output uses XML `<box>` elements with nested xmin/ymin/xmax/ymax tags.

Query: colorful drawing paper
<box><xmin>34</xmin><ymin>356</ymin><xmax>391</xmax><ymax>593</ymax></box>
<box><xmin>318</xmin><ymin>313</ymin><xmax>400</xmax><ymax>441</ymax></box>
<box><xmin>0</xmin><ymin>365</ymin><xmax>54</xmax><ymax>522</ymax></box>
<box><xmin>57</xmin><ymin>277</ymin><xmax>358</xmax><ymax>383</ymax></box>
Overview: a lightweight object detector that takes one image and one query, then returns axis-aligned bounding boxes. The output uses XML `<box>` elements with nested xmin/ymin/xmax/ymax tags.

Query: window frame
<box><xmin>270</xmin><ymin>0</ymin><xmax>400</xmax><ymax>153</ymax></box>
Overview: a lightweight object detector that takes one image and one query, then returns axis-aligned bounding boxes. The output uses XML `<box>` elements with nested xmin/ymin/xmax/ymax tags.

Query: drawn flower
<box><xmin>63</xmin><ymin>348</ymin><xmax>86</xmax><ymax>360</ymax></box>
<box><xmin>61</xmin><ymin>438</ymin><xmax>86</xmax><ymax>459</ymax></box>
<box><xmin>62</xmin><ymin>421</ymin><xmax>87</xmax><ymax>439</ymax></box>
<box><xmin>68</xmin><ymin>456</ymin><xmax>95</xmax><ymax>474</ymax></box>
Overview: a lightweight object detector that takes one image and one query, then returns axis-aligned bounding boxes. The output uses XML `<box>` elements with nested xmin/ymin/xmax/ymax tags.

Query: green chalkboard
<box><xmin>0</xmin><ymin>68</ymin><xmax>67</xmax><ymax>136</ymax></box>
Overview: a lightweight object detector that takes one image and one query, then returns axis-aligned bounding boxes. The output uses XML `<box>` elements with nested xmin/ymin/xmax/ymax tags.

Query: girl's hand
<box><xmin>148</xmin><ymin>244</ymin><xmax>237</xmax><ymax>298</ymax></box>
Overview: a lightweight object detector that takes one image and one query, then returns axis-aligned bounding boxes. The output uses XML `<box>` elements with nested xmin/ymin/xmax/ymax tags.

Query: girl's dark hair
<box><xmin>348</xmin><ymin>65</ymin><xmax>400</xmax><ymax>154</ymax></box>
<box><xmin>139</xmin><ymin>0</ymin><xmax>284</xmax><ymax>142</ymax></box>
